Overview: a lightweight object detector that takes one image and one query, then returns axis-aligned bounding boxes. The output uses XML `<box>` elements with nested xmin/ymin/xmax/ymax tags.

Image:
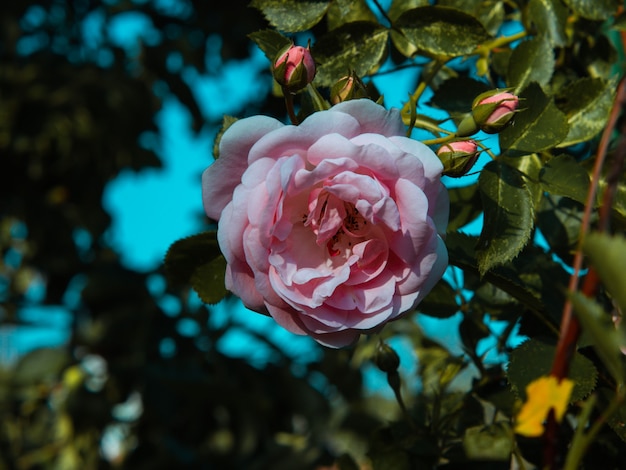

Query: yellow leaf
<box><xmin>514</xmin><ymin>376</ymin><xmax>574</xmax><ymax>437</ymax></box>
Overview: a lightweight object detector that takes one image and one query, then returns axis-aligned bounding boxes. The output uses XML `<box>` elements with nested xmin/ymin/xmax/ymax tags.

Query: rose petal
<box><xmin>202</xmin><ymin>116</ymin><xmax>283</xmax><ymax>220</ymax></box>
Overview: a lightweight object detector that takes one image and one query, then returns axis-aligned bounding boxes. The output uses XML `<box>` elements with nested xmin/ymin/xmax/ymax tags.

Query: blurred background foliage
<box><xmin>3</xmin><ymin>0</ymin><xmax>626</xmax><ymax>469</ymax></box>
<box><xmin>0</xmin><ymin>0</ymin><xmax>348</xmax><ymax>468</ymax></box>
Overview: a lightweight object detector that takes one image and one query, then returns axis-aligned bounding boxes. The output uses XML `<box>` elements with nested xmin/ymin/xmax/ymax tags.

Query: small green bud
<box><xmin>375</xmin><ymin>341</ymin><xmax>400</xmax><ymax>373</ymax></box>
<box><xmin>330</xmin><ymin>71</ymin><xmax>369</xmax><ymax>104</ymax></box>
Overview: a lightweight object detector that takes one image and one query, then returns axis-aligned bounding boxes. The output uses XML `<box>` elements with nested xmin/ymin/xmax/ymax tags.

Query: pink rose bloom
<box><xmin>202</xmin><ymin>99</ymin><xmax>448</xmax><ymax>347</ymax></box>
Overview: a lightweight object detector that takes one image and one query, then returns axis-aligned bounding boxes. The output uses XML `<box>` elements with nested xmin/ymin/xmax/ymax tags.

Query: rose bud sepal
<box><xmin>272</xmin><ymin>43</ymin><xmax>316</xmax><ymax>93</ymax></box>
<box><xmin>330</xmin><ymin>71</ymin><xmax>369</xmax><ymax>104</ymax></box>
<box><xmin>437</xmin><ymin>140</ymin><xmax>480</xmax><ymax>178</ymax></box>
<box><xmin>471</xmin><ymin>89</ymin><xmax>519</xmax><ymax>134</ymax></box>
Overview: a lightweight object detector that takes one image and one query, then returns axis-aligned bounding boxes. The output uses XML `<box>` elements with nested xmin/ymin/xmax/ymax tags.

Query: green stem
<box><xmin>402</xmin><ymin>59</ymin><xmax>447</xmax><ymax>135</ymax></box>
<box><xmin>563</xmin><ymin>390</ymin><xmax>625</xmax><ymax>470</ymax></box>
<box><xmin>283</xmin><ymin>88</ymin><xmax>299</xmax><ymax>125</ymax></box>
<box><xmin>476</xmin><ymin>140</ymin><xmax>498</xmax><ymax>160</ymax></box>
<box><xmin>475</xmin><ymin>30</ymin><xmax>527</xmax><ymax>55</ymax></box>
<box><xmin>387</xmin><ymin>370</ymin><xmax>416</xmax><ymax>430</ymax></box>
<box><xmin>422</xmin><ymin>133</ymin><xmax>456</xmax><ymax>146</ymax></box>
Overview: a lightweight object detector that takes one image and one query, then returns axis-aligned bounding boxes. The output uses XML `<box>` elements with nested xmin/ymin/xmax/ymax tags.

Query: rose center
<box><xmin>304</xmin><ymin>192</ymin><xmax>370</xmax><ymax>258</ymax></box>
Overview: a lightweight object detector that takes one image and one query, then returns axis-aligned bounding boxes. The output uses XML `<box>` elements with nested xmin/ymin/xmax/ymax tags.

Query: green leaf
<box><xmin>526</xmin><ymin>0</ymin><xmax>568</xmax><ymax>47</ymax></box>
<box><xmin>418</xmin><ymin>279</ymin><xmax>459</xmax><ymax>318</ymax></box>
<box><xmin>13</xmin><ymin>348</ymin><xmax>70</xmax><ymax>385</ymax></box>
<box><xmin>212</xmin><ymin>115</ymin><xmax>238</xmax><ymax>159</ymax></box>
<box><xmin>447</xmin><ymin>232</ymin><xmax>567</xmax><ymax>334</ymax></box>
<box><xmin>447</xmin><ymin>183</ymin><xmax>483</xmax><ymax>231</ymax></box>
<box><xmin>164</xmin><ymin>232</ymin><xmax>223</xmax><ymax>287</ymax></box>
<box><xmin>326</xmin><ymin>0</ymin><xmax>377</xmax><ymax>30</ymax></box>
<box><xmin>250</xmin><ymin>0</ymin><xmax>331</xmax><ymax>32</ymax></box>
<box><xmin>476</xmin><ymin>161</ymin><xmax>534</xmax><ymax>275</ymax></box>
<box><xmin>507</xmin><ymin>339</ymin><xmax>598</xmax><ymax>402</ymax></box>
<box><xmin>570</xmin><ymin>291</ymin><xmax>626</xmax><ymax>386</ymax></box>
<box><xmin>429</xmin><ymin>76</ymin><xmax>491</xmax><ymax>113</ymax></box>
<box><xmin>248</xmin><ymin>29</ymin><xmax>292</xmax><ymax>63</ymax></box>
<box><xmin>438</xmin><ymin>0</ymin><xmax>505</xmax><ymax>36</ymax></box>
<box><xmin>312</xmin><ymin>22</ymin><xmax>389</xmax><ymax>86</ymax></box>
<box><xmin>562</xmin><ymin>0</ymin><xmax>621</xmax><ymax>20</ymax></box>
<box><xmin>555</xmin><ymin>77</ymin><xmax>615</xmax><ymax>147</ymax></box>
<box><xmin>614</xmin><ymin>11</ymin><xmax>626</xmax><ymax>30</ymax></box>
<box><xmin>536</xmin><ymin>194</ymin><xmax>583</xmax><ymax>266</ymax></box>
<box><xmin>584</xmin><ymin>233</ymin><xmax>626</xmax><ymax>318</ymax></box>
<box><xmin>539</xmin><ymin>154</ymin><xmax>590</xmax><ymax>203</ymax></box>
<box><xmin>394</xmin><ymin>6</ymin><xmax>491</xmax><ymax>59</ymax></box>
<box><xmin>602</xmin><ymin>388</ymin><xmax>626</xmax><ymax>442</ymax></box>
<box><xmin>191</xmin><ymin>254</ymin><xmax>229</xmax><ymax>304</ymax></box>
<box><xmin>508</xmin><ymin>36</ymin><xmax>554</xmax><ymax>91</ymax></box>
<box><xmin>503</xmin><ymin>153</ymin><xmax>543</xmax><ymax>208</ymax></box>
<box><xmin>388</xmin><ymin>0</ymin><xmax>429</xmax><ymax>22</ymax></box>
<box><xmin>499</xmin><ymin>83</ymin><xmax>569</xmax><ymax>156</ymax></box>
<box><xmin>463</xmin><ymin>423</ymin><xmax>513</xmax><ymax>461</ymax></box>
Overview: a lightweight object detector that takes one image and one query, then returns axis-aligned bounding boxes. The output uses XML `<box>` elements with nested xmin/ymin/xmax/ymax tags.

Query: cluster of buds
<box><xmin>457</xmin><ymin>89</ymin><xmax>520</xmax><ymax>137</ymax></box>
<box><xmin>272</xmin><ymin>43</ymin><xmax>316</xmax><ymax>93</ymax></box>
<box><xmin>437</xmin><ymin>139</ymin><xmax>480</xmax><ymax>178</ymax></box>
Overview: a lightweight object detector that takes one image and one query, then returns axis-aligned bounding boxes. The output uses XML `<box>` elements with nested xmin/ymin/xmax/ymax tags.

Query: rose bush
<box><xmin>202</xmin><ymin>99</ymin><xmax>448</xmax><ymax>347</ymax></box>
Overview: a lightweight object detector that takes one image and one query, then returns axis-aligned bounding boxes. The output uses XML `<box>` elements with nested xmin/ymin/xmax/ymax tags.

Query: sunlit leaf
<box><xmin>250</xmin><ymin>0</ymin><xmax>331</xmax><ymax>32</ymax></box>
<box><xmin>555</xmin><ymin>77</ymin><xmax>615</xmax><ymax>147</ymax></box>
<box><xmin>394</xmin><ymin>6</ymin><xmax>491</xmax><ymax>59</ymax></box>
<box><xmin>500</xmin><ymin>83</ymin><xmax>569</xmax><ymax>156</ymax></box>
<box><xmin>508</xmin><ymin>36</ymin><xmax>554</xmax><ymax>91</ymax></box>
<box><xmin>388</xmin><ymin>0</ymin><xmax>429</xmax><ymax>21</ymax></box>
<box><xmin>438</xmin><ymin>0</ymin><xmax>505</xmax><ymax>36</ymax></box>
<box><xmin>312</xmin><ymin>22</ymin><xmax>389</xmax><ymax>86</ymax></box>
<box><xmin>584</xmin><ymin>233</ymin><xmax>626</xmax><ymax>321</ymax></box>
<box><xmin>326</xmin><ymin>0</ymin><xmax>377</xmax><ymax>30</ymax></box>
<box><xmin>570</xmin><ymin>291</ymin><xmax>626</xmax><ymax>386</ymax></box>
<box><xmin>476</xmin><ymin>161</ymin><xmax>534</xmax><ymax>275</ymax></box>
<box><xmin>562</xmin><ymin>0</ymin><xmax>621</xmax><ymax>20</ymax></box>
<box><xmin>13</xmin><ymin>348</ymin><xmax>70</xmax><ymax>385</ymax></box>
<box><xmin>463</xmin><ymin>422</ymin><xmax>513</xmax><ymax>460</ymax></box>
<box><xmin>526</xmin><ymin>0</ymin><xmax>568</xmax><ymax>47</ymax></box>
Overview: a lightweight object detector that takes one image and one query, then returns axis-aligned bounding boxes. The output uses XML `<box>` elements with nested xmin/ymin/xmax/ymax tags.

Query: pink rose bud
<box><xmin>437</xmin><ymin>140</ymin><xmax>480</xmax><ymax>177</ymax></box>
<box><xmin>272</xmin><ymin>44</ymin><xmax>316</xmax><ymax>92</ymax></box>
<box><xmin>330</xmin><ymin>71</ymin><xmax>369</xmax><ymax>104</ymax></box>
<box><xmin>472</xmin><ymin>90</ymin><xmax>519</xmax><ymax>134</ymax></box>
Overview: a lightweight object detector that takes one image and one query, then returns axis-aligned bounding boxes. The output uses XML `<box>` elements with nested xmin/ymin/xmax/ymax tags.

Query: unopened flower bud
<box><xmin>374</xmin><ymin>341</ymin><xmax>400</xmax><ymax>373</ymax></box>
<box><xmin>330</xmin><ymin>71</ymin><xmax>369</xmax><ymax>104</ymax></box>
<box><xmin>273</xmin><ymin>44</ymin><xmax>316</xmax><ymax>92</ymax></box>
<box><xmin>437</xmin><ymin>140</ymin><xmax>480</xmax><ymax>177</ymax></box>
<box><xmin>471</xmin><ymin>90</ymin><xmax>519</xmax><ymax>134</ymax></box>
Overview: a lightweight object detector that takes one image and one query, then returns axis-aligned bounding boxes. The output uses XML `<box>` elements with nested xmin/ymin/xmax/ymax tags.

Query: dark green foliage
<box><xmin>4</xmin><ymin>0</ymin><xmax>626</xmax><ymax>468</ymax></box>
